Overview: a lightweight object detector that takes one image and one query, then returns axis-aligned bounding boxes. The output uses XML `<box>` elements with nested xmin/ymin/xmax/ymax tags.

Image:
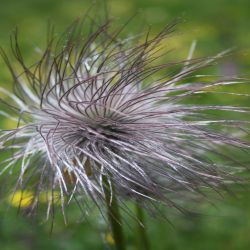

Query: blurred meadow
<box><xmin>0</xmin><ymin>0</ymin><xmax>250</xmax><ymax>249</ymax></box>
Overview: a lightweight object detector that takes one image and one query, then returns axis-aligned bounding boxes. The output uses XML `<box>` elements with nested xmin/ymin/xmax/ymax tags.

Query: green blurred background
<box><xmin>0</xmin><ymin>0</ymin><xmax>250</xmax><ymax>249</ymax></box>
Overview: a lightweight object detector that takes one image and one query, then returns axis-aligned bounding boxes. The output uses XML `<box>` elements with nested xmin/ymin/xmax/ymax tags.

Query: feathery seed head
<box><xmin>0</xmin><ymin>18</ymin><xmax>249</xmax><ymax>219</ymax></box>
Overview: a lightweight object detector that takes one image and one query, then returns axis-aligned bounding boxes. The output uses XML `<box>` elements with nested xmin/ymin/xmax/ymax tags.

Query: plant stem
<box><xmin>103</xmin><ymin>176</ymin><xmax>126</xmax><ymax>250</ymax></box>
<box><xmin>136</xmin><ymin>205</ymin><xmax>150</xmax><ymax>250</ymax></box>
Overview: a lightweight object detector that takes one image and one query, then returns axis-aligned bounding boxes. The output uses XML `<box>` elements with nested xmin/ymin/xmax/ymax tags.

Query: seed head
<box><xmin>0</xmin><ymin>18</ymin><xmax>249</xmax><ymax>220</ymax></box>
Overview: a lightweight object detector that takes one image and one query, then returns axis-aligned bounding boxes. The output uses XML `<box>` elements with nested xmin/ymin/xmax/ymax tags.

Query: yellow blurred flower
<box><xmin>8</xmin><ymin>190</ymin><xmax>34</xmax><ymax>208</ymax></box>
<box><xmin>105</xmin><ymin>232</ymin><xmax>115</xmax><ymax>245</ymax></box>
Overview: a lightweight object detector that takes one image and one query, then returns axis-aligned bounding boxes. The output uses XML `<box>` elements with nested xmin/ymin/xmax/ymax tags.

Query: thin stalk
<box><xmin>136</xmin><ymin>204</ymin><xmax>150</xmax><ymax>250</ymax></box>
<box><xmin>103</xmin><ymin>175</ymin><xmax>126</xmax><ymax>250</ymax></box>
